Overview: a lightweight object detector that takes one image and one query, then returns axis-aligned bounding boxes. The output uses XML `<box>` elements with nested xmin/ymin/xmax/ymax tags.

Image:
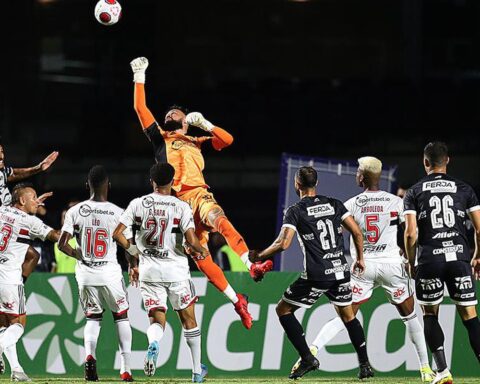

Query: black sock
<box><xmin>423</xmin><ymin>315</ymin><xmax>447</xmax><ymax>371</ymax></box>
<box><xmin>462</xmin><ymin>317</ymin><xmax>480</xmax><ymax>363</ymax></box>
<box><xmin>344</xmin><ymin>318</ymin><xmax>368</xmax><ymax>365</ymax></box>
<box><xmin>279</xmin><ymin>313</ymin><xmax>312</xmax><ymax>360</ymax></box>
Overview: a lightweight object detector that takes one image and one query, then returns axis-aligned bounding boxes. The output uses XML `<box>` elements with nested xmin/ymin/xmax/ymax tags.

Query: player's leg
<box><xmin>172</xmin><ymin>280</ymin><xmax>207</xmax><ymax>383</ymax></box>
<box><xmin>279</xmin><ymin>278</ymin><xmax>320</xmax><ymax>379</ymax></box>
<box><xmin>456</xmin><ymin>305</ymin><xmax>480</xmax><ymax>363</ymax></box>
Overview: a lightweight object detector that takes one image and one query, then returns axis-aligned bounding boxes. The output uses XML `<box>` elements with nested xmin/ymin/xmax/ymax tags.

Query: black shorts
<box><xmin>282</xmin><ymin>277</ymin><xmax>352</xmax><ymax>308</ymax></box>
<box><xmin>415</xmin><ymin>260</ymin><xmax>477</xmax><ymax>306</ymax></box>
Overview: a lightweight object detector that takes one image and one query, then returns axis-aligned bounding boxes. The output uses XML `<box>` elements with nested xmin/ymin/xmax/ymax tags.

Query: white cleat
<box><xmin>290</xmin><ymin>345</ymin><xmax>318</xmax><ymax>374</ymax></box>
<box><xmin>11</xmin><ymin>371</ymin><xmax>32</xmax><ymax>382</ymax></box>
<box><xmin>431</xmin><ymin>369</ymin><xmax>453</xmax><ymax>384</ymax></box>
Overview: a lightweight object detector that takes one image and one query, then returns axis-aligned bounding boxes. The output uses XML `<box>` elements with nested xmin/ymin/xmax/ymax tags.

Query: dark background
<box><xmin>2</xmin><ymin>0</ymin><xmax>480</xmax><ymax>248</ymax></box>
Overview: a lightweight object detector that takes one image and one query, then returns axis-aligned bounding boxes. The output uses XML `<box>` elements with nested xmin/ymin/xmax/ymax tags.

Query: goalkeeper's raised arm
<box><xmin>131</xmin><ymin>57</ymin><xmax>156</xmax><ymax>130</ymax></box>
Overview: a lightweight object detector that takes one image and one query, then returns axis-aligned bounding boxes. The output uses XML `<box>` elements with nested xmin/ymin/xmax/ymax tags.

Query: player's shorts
<box><xmin>282</xmin><ymin>276</ymin><xmax>352</xmax><ymax>308</ymax></box>
<box><xmin>78</xmin><ymin>278</ymin><xmax>129</xmax><ymax>317</ymax></box>
<box><xmin>415</xmin><ymin>260</ymin><xmax>477</xmax><ymax>306</ymax></box>
<box><xmin>177</xmin><ymin>187</ymin><xmax>220</xmax><ymax>247</ymax></box>
<box><xmin>351</xmin><ymin>261</ymin><xmax>413</xmax><ymax>305</ymax></box>
<box><xmin>0</xmin><ymin>284</ymin><xmax>26</xmax><ymax>316</ymax></box>
<box><xmin>140</xmin><ymin>279</ymin><xmax>198</xmax><ymax>314</ymax></box>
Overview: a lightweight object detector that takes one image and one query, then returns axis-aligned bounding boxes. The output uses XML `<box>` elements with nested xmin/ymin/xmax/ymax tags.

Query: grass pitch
<box><xmin>0</xmin><ymin>377</ymin><xmax>477</xmax><ymax>384</ymax></box>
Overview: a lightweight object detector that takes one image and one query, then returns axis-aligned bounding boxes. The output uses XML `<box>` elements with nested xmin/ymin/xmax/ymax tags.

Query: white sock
<box><xmin>401</xmin><ymin>313</ymin><xmax>430</xmax><ymax>368</ymax></box>
<box><xmin>184</xmin><ymin>327</ymin><xmax>202</xmax><ymax>375</ymax></box>
<box><xmin>312</xmin><ymin>316</ymin><xmax>345</xmax><ymax>350</ymax></box>
<box><xmin>147</xmin><ymin>323</ymin><xmax>164</xmax><ymax>345</ymax></box>
<box><xmin>223</xmin><ymin>285</ymin><xmax>238</xmax><ymax>303</ymax></box>
<box><xmin>240</xmin><ymin>252</ymin><xmax>253</xmax><ymax>269</ymax></box>
<box><xmin>115</xmin><ymin>319</ymin><xmax>132</xmax><ymax>374</ymax></box>
<box><xmin>84</xmin><ymin>319</ymin><xmax>101</xmax><ymax>359</ymax></box>
<box><xmin>1</xmin><ymin>324</ymin><xmax>24</xmax><ymax>349</ymax></box>
<box><xmin>5</xmin><ymin>344</ymin><xmax>23</xmax><ymax>372</ymax></box>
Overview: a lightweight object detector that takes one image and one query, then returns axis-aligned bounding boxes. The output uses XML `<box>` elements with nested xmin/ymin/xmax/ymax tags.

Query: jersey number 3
<box><xmin>0</xmin><ymin>224</ymin><xmax>13</xmax><ymax>253</ymax></box>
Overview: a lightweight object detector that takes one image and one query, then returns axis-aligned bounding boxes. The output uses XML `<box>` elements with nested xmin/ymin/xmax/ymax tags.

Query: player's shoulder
<box><xmin>105</xmin><ymin>201</ymin><xmax>124</xmax><ymax>215</ymax></box>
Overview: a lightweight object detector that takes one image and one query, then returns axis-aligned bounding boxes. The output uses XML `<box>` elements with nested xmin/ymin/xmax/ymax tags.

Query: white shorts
<box><xmin>0</xmin><ymin>284</ymin><xmax>26</xmax><ymax>316</ymax></box>
<box><xmin>78</xmin><ymin>278</ymin><xmax>129</xmax><ymax>316</ymax></box>
<box><xmin>351</xmin><ymin>261</ymin><xmax>413</xmax><ymax>305</ymax></box>
<box><xmin>140</xmin><ymin>280</ymin><xmax>197</xmax><ymax>314</ymax></box>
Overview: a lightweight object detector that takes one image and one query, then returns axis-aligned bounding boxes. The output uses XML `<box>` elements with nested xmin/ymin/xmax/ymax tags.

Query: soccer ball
<box><xmin>94</xmin><ymin>0</ymin><xmax>122</xmax><ymax>26</ymax></box>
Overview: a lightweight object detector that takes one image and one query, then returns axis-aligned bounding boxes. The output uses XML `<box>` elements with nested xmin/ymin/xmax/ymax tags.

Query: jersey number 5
<box><xmin>365</xmin><ymin>214</ymin><xmax>380</xmax><ymax>243</ymax></box>
<box><xmin>0</xmin><ymin>224</ymin><xmax>13</xmax><ymax>253</ymax></box>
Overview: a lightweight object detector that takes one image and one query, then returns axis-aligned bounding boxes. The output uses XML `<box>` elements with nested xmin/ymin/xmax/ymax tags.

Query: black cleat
<box><xmin>85</xmin><ymin>355</ymin><xmax>99</xmax><ymax>381</ymax></box>
<box><xmin>358</xmin><ymin>361</ymin><xmax>374</xmax><ymax>380</ymax></box>
<box><xmin>288</xmin><ymin>356</ymin><xmax>319</xmax><ymax>380</ymax></box>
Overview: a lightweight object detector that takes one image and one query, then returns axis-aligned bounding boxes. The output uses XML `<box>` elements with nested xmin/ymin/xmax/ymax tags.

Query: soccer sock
<box><xmin>401</xmin><ymin>312</ymin><xmax>430</xmax><ymax>367</ymax></box>
<box><xmin>84</xmin><ymin>319</ymin><xmax>101</xmax><ymax>359</ymax></box>
<box><xmin>184</xmin><ymin>327</ymin><xmax>202</xmax><ymax>374</ymax></box>
<box><xmin>278</xmin><ymin>313</ymin><xmax>312</xmax><ymax>360</ymax></box>
<box><xmin>462</xmin><ymin>317</ymin><xmax>480</xmax><ymax>363</ymax></box>
<box><xmin>115</xmin><ymin>319</ymin><xmax>132</xmax><ymax>374</ymax></box>
<box><xmin>223</xmin><ymin>284</ymin><xmax>238</xmax><ymax>303</ymax></box>
<box><xmin>147</xmin><ymin>323</ymin><xmax>164</xmax><ymax>345</ymax></box>
<box><xmin>423</xmin><ymin>315</ymin><xmax>447</xmax><ymax>372</ymax></box>
<box><xmin>5</xmin><ymin>344</ymin><xmax>23</xmax><ymax>372</ymax></box>
<box><xmin>213</xmin><ymin>216</ymin><xmax>251</xmax><ymax>268</ymax></box>
<box><xmin>195</xmin><ymin>255</ymin><xmax>229</xmax><ymax>292</ymax></box>
<box><xmin>344</xmin><ymin>318</ymin><xmax>369</xmax><ymax>365</ymax></box>
<box><xmin>0</xmin><ymin>323</ymin><xmax>24</xmax><ymax>349</ymax></box>
<box><xmin>312</xmin><ymin>316</ymin><xmax>345</xmax><ymax>350</ymax></box>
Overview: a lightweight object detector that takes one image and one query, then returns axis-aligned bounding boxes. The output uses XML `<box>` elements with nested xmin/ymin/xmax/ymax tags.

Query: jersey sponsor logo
<box><xmin>82</xmin><ymin>261</ymin><xmax>108</xmax><ymax>267</ymax></box>
<box><xmin>355</xmin><ymin>195</ymin><xmax>390</xmax><ymax>207</ymax></box>
<box><xmin>79</xmin><ymin>204</ymin><xmax>115</xmax><ymax>217</ymax></box>
<box><xmin>422</xmin><ymin>291</ymin><xmax>443</xmax><ymax>300</ymax></box>
<box><xmin>433</xmin><ymin>244</ymin><xmax>463</xmax><ymax>255</ymax></box>
<box><xmin>323</xmin><ymin>250</ymin><xmax>344</xmax><ymax>259</ymax></box>
<box><xmin>455</xmin><ymin>276</ymin><xmax>473</xmax><ymax>290</ymax></box>
<box><xmin>363</xmin><ymin>244</ymin><xmax>387</xmax><ymax>253</ymax></box>
<box><xmin>457</xmin><ymin>210</ymin><xmax>465</xmax><ymax>218</ymax></box>
<box><xmin>0</xmin><ymin>257</ymin><xmax>7</xmax><ymax>264</ymax></box>
<box><xmin>352</xmin><ymin>285</ymin><xmax>363</xmax><ymax>295</ymax></box>
<box><xmin>307</xmin><ymin>203</ymin><xmax>334</xmax><ymax>217</ymax></box>
<box><xmin>302</xmin><ymin>233</ymin><xmax>315</xmax><ymax>241</ymax></box>
<box><xmin>325</xmin><ymin>264</ymin><xmax>348</xmax><ymax>275</ymax></box>
<box><xmin>142</xmin><ymin>196</ymin><xmax>154</xmax><ymax>208</ymax></box>
<box><xmin>2</xmin><ymin>302</ymin><xmax>14</xmax><ymax>310</ymax></box>
<box><xmin>181</xmin><ymin>293</ymin><xmax>191</xmax><ymax>305</ymax></box>
<box><xmin>144</xmin><ymin>298</ymin><xmax>160</xmax><ymax>307</ymax></box>
<box><xmin>143</xmin><ymin>249</ymin><xmax>169</xmax><ymax>258</ymax></box>
<box><xmin>393</xmin><ymin>287</ymin><xmax>406</xmax><ymax>299</ymax></box>
<box><xmin>338</xmin><ymin>283</ymin><xmax>351</xmax><ymax>292</ymax></box>
<box><xmin>419</xmin><ymin>278</ymin><xmax>442</xmax><ymax>291</ymax></box>
<box><xmin>432</xmin><ymin>231</ymin><xmax>459</xmax><ymax>239</ymax></box>
<box><xmin>422</xmin><ymin>180</ymin><xmax>457</xmax><ymax>193</ymax></box>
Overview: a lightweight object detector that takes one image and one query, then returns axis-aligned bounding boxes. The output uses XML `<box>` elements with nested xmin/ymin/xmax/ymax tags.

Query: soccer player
<box><xmin>58</xmin><ymin>165</ymin><xmax>133</xmax><ymax>382</ymax></box>
<box><xmin>113</xmin><ymin>163</ymin><xmax>208</xmax><ymax>383</ymax></box>
<box><xmin>249</xmin><ymin>166</ymin><xmax>374</xmax><ymax>380</ymax></box>
<box><xmin>299</xmin><ymin>157</ymin><xmax>434</xmax><ymax>382</ymax></box>
<box><xmin>0</xmin><ymin>184</ymin><xmax>59</xmax><ymax>382</ymax></box>
<box><xmin>129</xmin><ymin>57</ymin><xmax>272</xmax><ymax>329</ymax></box>
<box><xmin>0</xmin><ymin>140</ymin><xmax>59</xmax><ymax>207</ymax></box>
<box><xmin>404</xmin><ymin>142</ymin><xmax>480</xmax><ymax>384</ymax></box>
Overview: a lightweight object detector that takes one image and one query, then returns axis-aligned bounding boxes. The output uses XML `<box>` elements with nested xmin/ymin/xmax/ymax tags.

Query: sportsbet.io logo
<box><xmin>79</xmin><ymin>204</ymin><xmax>92</xmax><ymax>217</ymax></box>
<box><xmin>355</xmin><ymin>195</ymin><xmax>369</xmax><ymax>207</ymax></box>
<box><xmin>142</xmin><ymin>196</ymin><xmax>154</xmax><ymax>208</ymax></box>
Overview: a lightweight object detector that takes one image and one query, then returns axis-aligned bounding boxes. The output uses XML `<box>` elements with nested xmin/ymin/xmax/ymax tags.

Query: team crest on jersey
<box><xmin>355</xmin><ymin>195</ymin><xmax>369</xmax><ymax>207</ymax></box>
<box><xmin>142</xmin><ymin>196</ymin><xmax>154</xmax><ymax>208</ymax></box>
<box><xmin>422</xmin><ymin>180</ymin><xmax>457</xmax><ymax>193</ymax></box>
<box><xmin>171</xmin><ymin>140</ymin><xmax>185</xmax><ymax>150</ymax></box>
<box><xmin>307</xmin><ymin>203</ymin><xmax>334</xmax><ymax>217</ymax></box>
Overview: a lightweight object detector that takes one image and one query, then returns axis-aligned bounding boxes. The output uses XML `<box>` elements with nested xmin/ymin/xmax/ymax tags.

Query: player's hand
<box><xmin>248</xmin><ymin>250</ymin><xmax>262</xmax><ymax>263</ymax></box>
<box><xmin>126</xmin><ymin>243</ymin><xmax>139</xmax><ymax>257</ymax></box>
<box><xmin>39</xmin><ymin>151</ymin><xmax>59</xmax><ymax>172</ymax></box>
<box><xmin>130</xmin><ymin>57</ymin><xmax>149</xmax><ymax>83</ymax></box>
<box><xmin>352</xmin><ymin>259</ymin><xmax>365</xmax><ymax>276</ymax></box>
<box><xmin>471</xmin><ymin>258</ymin><xmax>480</xmax><ymax>280</ymax></box>
<box><xmin>129</xmin><ymin>266</ymin><xmax>139</xmax><ymax>287</ymax></box>
<box><xmin>36</xmin><ymin>191</ymin><xmax>53</xmax><ymax>206</ymax></box>
<box><xmin>186</xmin><ymin>112</ymin><xmax>214</xmax><ymax>132</ymax></box>
<box><xmin>74</xmin><ymin>246</ymin><xmax>83</xmax><ymax>261</ymax></box>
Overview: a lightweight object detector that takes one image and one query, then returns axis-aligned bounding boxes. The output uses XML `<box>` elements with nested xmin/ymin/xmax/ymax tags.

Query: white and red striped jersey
<box><xmin>344</xmin><ymin>190</ymin><xmax>404</xmax><ymax>263</ymax></box>
<box><xmin>120</xmin><ymin>193</ymin><xmax>195</xmax><ymax>283</ymax></box>
<box><xmin>0</xmin><ymin>205</ymin><xmax>53</xmax><ymax>284</ymax></box>
<box><xmin>62</xmin><ymin>200</ymin><xmax>124</xmax><ymax>286</ymax></box>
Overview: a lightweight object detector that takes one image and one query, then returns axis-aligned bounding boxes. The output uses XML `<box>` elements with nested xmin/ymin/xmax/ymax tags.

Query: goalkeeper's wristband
<box><xmin>133</xmin><ymin>73</ymin><xmax>146</xmax><ymax>84</ymax></box>
<box><xmin>201</xmin><ymin>120</ymin><xmax>214</xmax><ymax>132</ymax></box>
<box><xmin>126</xmin><ymin>244</ymin><xmax>139</xmax><ymax>256</ymax></box>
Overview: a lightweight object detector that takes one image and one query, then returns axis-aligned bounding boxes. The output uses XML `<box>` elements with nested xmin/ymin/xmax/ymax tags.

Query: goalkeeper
<box><xmin>130</xmin><ymin>57</ymin><xmax>273</xmax><ymax>329</ymax></box>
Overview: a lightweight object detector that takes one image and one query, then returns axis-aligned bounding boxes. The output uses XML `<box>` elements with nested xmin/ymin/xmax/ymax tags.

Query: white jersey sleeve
<box><xmin>61</xmin><ymin>207</ymin><xmax>75</xmax><ymax>236</ymax></box>
<box><xmin>179</xmin><ymin>203</ymin><xmax>195</xmax><ymax>234</ymax></box>
<box><xmin>27</xmin><ymin>215</ymin><xmax>53</xmax><ymax>241</ymax></box>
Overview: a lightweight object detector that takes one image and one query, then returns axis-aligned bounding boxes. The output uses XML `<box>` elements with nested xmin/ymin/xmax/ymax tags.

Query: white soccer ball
<box><xmin>94</xmin><ymin>0</ymin><xmax>122</xmax><ymax>26</ymax></box>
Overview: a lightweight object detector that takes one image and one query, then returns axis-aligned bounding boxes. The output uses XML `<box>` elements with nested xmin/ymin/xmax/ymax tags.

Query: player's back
<box><xmin>283</xmin><ymin>195</ymin><xmax>350</xmax><ymax>281</ymax></box>
<box><xmin>63</xmin><ymin>200</ymin><xmax>123</xmax><ymax>285</ymax></box>
<box><xmin>404</xmin><ymin>173</ymin><xmax>479</xmax><ymax>265</ymax></box>
<box><xmin>123</xmin><ymin>192</ymin><xmax>194</xmax><ymax>283</ymax></box>
<box><xmin>345</xmin><ymin>190</ymin><xmax>403</xmax><ymax>263</ymax></box>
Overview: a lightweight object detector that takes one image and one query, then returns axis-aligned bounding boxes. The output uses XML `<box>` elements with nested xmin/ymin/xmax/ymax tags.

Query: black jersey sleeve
<box><xmin>144</xmin><ymin>122</ymin><xmax>167</xmax><ymax>163</ymax></box>
<box><xmin>466</xmin><ymin>185</ymin><xmax>480</xmax><ymax>213</ymax></box>
<box><xmin>403</xmin><ymin>187</ymin><xmax>417</xmax><ymax>214</ymax></box>
<box><xmin>282</xmin><ymin>206</ymin><xmax>299</xmax><ymax>230</ymax></box>
<box><xmin>336</xmin><ymin>200</ymin><xmax>351</xmax><ymax>221</ymax></box>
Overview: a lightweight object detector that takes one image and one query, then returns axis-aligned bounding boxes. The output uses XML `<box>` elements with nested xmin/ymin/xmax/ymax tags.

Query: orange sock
<box><xmin>195</xmin><ymin>255</ymin><xmax>229</xmax><ymax>292</ymax></box>
<box><xmin>214</xmin><ymin>216</ymin><xmax>249</xmax><ymax>258</ymax></box>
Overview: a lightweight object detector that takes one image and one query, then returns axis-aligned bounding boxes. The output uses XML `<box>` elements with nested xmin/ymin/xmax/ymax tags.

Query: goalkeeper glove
<box><xmin>130</xmin><ymin>57</ymin><xmax>149</xmax><ymax>84</ymax></box>
<box><xmin>186</xmin><ymin>112</ymin><xmax>215</xmax><ymax>132</ymax></box>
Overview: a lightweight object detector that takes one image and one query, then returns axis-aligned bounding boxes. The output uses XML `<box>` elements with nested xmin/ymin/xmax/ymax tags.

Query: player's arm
<box><xmin>131</xmin><ymin>57</ymin><xmax>156</xmax><ymax>129</ymax></box>
<box><xmin>58</xmin><ymin>231</ymin><xmax>82</xmax><ymax>261</ymax></box>
<box><xmin>186</xmin><ymin>112</ymin><xmax>234</xmax><ymax>150</ymax></box>
<box><xmin>184</xmin><ymin>228</ymin><xmax>210</xmax><ymax>259</ymax></box>
<box><xmin>8</xmin><ymin>151</ymin><xmax>59</xmax><ymax>183</ymax></box>
<box><xmin>46</xmin><ymin>229</ymin><xmax>60</xmax><ymax>243</ymax></box>
<box><xmin>22</xmin><ymin>246</ymin><xmax>40</xmax><ymax>283</ymax></box>
<box><xmin>342</xmin><ymin>215</ymin><xmax>366</xmax><ymax>274</ymax></box>
<box><xmin>404</xmin><ymin>213</ymin><xmax>418</xmax><ymax>271</ymax></box>
<box><xmin>468</xmin><ymin>210</ymin><xmax>480</xmax><ymax>279</ymax></box>
<box><xmin>113</xmin><ymin>223</ymin><xmax>139</xmax><ymax>258</ymax></box>
<box><xmin>250</xmin><ymin>226</ymin><xmax>296</xmax><ymax>262</ymax></box>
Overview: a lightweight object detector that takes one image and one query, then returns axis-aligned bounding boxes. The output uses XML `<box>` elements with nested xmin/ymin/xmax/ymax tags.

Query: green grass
<box><xmin>0</xmin><ymin>377</ymin><xmax>478</xmax><ymax>384</ymax></box>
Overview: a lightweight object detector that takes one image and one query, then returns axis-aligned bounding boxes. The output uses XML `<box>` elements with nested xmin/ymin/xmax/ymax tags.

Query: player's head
<box><xmin>12</xmin><ymin>183</ymin><xmax>39</xmax><ymax>215</ymax></box>
<box><xmin>294</xmin><ymin>166</ymin><xmax>318</xmax><ymax>196</ymax></box>
<box><xmin>164</xmin><ymin>105</ymin><xmax>189</xmax><ymax>133</ymax></box>
<box><xmin>87</xmin><ymin>165</ymin><xmax>109</xmax><ymax>193</ymax></box>
<box><xmin>357</xmin><ymin>156</ymin><xmax>382</xmax><ymax>189</ymax></box>
<box><xmin>423</xmin><ymin>141</ymin><xmax>449</xmax><ymax>173</ymax></box>
<box><xmin>150</xmin><ymin>162</ymin><xmax>175</xmax><ymax>190</ymax></box>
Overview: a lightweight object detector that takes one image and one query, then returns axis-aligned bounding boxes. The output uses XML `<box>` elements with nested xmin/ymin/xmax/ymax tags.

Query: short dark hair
<box><xmin>150</xmin><ymin>163</ymin><xmax>175</xmax><ymax>186</ymax></box>
<box><xmin>87</xmin><ymin>165</ymin><xmax>109</xmax><ymax>189</ymax></box>
<box><xmin>166</xmin><ymin>105</ymin><xmax>189</xmax><ymax>115</ymax></box>
<box><xmin>11</xmin><ymin>183</ymin><xmax>34</xmax><ymax>204</ymax></box>
<box><xmin>424</xmin><ymin>142</ymin><xmax>448</xmax><ymax>167</ymax></box>
<box><xmin>295</xmin><ymin>166</ymin><xmax>317</xmax><ymax>188</ymax></box>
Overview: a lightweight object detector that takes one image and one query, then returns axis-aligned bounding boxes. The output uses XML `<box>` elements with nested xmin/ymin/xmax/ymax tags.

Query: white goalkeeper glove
<box><xmin>186</xmin><ymin>112</ymin><xmax>215</xmax><ymax>132</ymax></box>
<box><xmin>126</xmin><ymin>243</ymin><xmax>139</xmax><ymax>257</ymax></box>
<box><xmin>130</xmin><ymin>57</ymin><xmax>149</xmax><ymax>84</ymax></box>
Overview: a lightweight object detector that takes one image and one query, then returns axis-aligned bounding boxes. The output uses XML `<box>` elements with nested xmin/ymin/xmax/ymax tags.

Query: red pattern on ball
<box><xmin>99</xmin><ymin>12</ymin><xmax>111</xmax><ymax>23</ymax></box>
